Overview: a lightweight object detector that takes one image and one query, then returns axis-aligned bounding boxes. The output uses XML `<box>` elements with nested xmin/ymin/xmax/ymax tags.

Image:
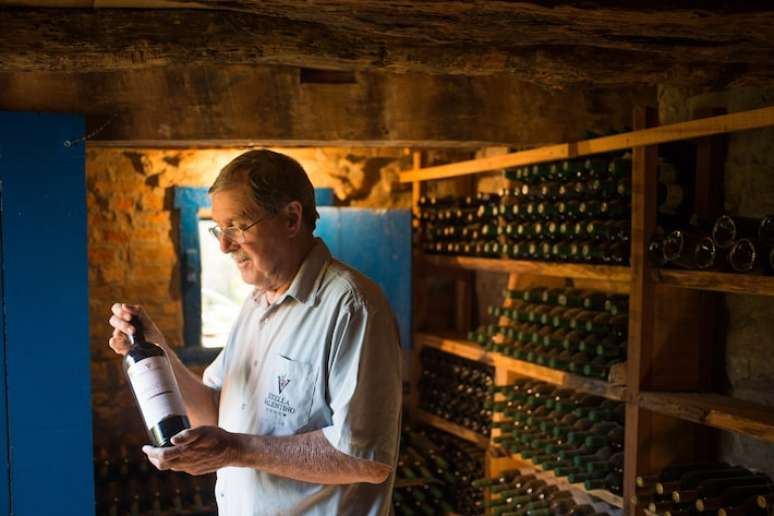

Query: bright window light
<box><xmin>198</xmin><ymin>219</ymin><xmax>253</xmax><ymax>348</ymax></box>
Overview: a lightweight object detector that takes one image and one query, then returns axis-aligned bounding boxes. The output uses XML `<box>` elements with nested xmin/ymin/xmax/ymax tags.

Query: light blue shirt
<box><xmin>203</xmin><ymin>239</ymin><xmax>402</xmax><ymax>516</ymax></box>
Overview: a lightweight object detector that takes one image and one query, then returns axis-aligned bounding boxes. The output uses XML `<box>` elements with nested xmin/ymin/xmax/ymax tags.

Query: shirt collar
<box><xmin>252</xmin><ymin>238</ymin><xmax>331</xmax><ymax>307</ymax></box>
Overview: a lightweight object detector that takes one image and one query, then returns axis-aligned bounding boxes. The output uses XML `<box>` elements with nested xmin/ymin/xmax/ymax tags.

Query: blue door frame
<box><xmin>0</xmin><ymin>112</ymin><xmax>94</xmax><ymax>515</ymax></box>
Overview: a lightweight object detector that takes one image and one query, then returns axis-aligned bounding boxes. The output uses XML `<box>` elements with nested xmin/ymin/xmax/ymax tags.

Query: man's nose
<box><xmin>219</xmin><ymin>235</ymin><xmax>238</xmax><ymax>253</ymax></box>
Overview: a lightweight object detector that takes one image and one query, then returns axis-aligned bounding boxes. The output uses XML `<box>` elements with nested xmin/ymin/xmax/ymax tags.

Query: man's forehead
<box><xmin>211</xmin><ymin>190</ymin><xmax>262</xmax><ymax>223</ymax></box>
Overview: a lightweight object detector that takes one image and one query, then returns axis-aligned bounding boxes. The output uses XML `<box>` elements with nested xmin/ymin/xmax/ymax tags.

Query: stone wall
<box><xmin>87</xmin><ymin>146</ymin><xmax>409</xmax><ymax>444</ymax></box>
<box><xmin>659</xmin><ymin>85</ymin><xmax>774</xmax><ymax>474</ymax></box>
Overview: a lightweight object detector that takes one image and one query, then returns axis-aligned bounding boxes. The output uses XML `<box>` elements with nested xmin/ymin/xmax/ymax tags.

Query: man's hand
<box><xmin>142</xmin><ymin>426</ymin><xmax>241</xmax><ymax>476</ymax></box>
<box><xmin>108</xmin><ymin>303</ymin><xmax>167</xmax><ymax>355</ymax></box>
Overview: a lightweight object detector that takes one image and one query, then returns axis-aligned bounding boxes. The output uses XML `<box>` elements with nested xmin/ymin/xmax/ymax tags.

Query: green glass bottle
<box><xmin>608</xmin><ymin>157</ymin><xmax>632</xmax><ymax>180</ymax></box>
<box><xmin>570</xmin><ymin>310</ymin><xmax>598</xmax><ymax>331</ymax></box>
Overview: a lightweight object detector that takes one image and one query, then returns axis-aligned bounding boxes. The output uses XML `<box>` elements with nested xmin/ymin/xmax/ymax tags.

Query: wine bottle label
<box><xmin>128</xmin><ymin>357</ymin><xmax>187</xmax><ymax>430</ymax></box>
<box><xmin>660</xmin><ymin>183</ymin><xmax>684</xmax><ymax>213</ymax></box>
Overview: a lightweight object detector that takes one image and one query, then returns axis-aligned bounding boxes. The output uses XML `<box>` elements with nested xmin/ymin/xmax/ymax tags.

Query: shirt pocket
<box><xmin>257</xmin><ymin>353</ymin><xmax>318</xmax><ymax>436</ymax></box>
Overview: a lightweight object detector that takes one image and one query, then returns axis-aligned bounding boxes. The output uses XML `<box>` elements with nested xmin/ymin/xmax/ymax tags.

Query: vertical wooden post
<box><xmin>411</xmin><ymin>150</ymin><xmax>423</xmax><ymax>221</ymax></box>
<box><xmin>625</xmin><ymin>106</ymin><xmax>659</xmax><ymax>515</ymax></box>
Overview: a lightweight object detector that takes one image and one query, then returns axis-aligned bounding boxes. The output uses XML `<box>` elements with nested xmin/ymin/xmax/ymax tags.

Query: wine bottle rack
<box><xmin>415</xmin><ymin>333</ymin><xmax>627</xmax><ymax>402</ymax></box>
<box><xmin>403</xmin><ymin>106</ymin><xmax>774</xmax><ymax>515</ymax></box>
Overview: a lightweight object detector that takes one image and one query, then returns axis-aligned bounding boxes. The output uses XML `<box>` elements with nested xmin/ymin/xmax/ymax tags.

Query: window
<box><xmin>198</xmin><ymin>218</ymin><xmax>252</xmax><ymax>348</ymax></box>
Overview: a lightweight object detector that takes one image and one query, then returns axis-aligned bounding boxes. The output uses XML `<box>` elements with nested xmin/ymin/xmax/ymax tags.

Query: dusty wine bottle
<box><xmin>124</xmin><ymin>316</ymin><xmax>190</xmax><ymax>447</ymax></box>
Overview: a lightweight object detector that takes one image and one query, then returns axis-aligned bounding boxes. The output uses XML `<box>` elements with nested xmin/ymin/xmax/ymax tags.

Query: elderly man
<box><xmin>109</xmin><ymin>149</ymin><xmax>402</xmax><ymax>515</ymax></box>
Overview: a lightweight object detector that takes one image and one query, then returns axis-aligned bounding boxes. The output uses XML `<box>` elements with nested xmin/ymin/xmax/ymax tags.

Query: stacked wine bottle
<box><xmin>394</xmin><ymin>425</ymin><xmax>486</xmax><ymax>516</ymax></box>
<box><xmin>417</xmin><ymin>347</ymin><xmax>494</xmax><ymax>436</ymax></box>
<box><xmin>650</xmin><ymin>214</ymin><xmax>774</xmax><ymax>274</ymax></box>
<box><xmin>633</xmin><ymin>462</ymin><xmax>773</xmax><ymax>516</ymax></box>
<box><xmin>415</xmin><ymin>154</ymin><xmax>636</xmax><ymax>265</ymax></box>
<box><xmin>94</xmin><ymin>441</ymin><xmax>217</xmax><ymax>515</ymax></box>
<box><xmin>497</xmin><ymin>156</ymin><xmax>632</xmax><ymax>265</ymax></box>
<box><xmin>474</xmin><ymin>468</ymin><xmax>621</xmax><ymax>516</ymax></box>
<box><xmin>489</xmin><ymin>379</ymin><xmax>625</xmax><ymax>496</ymax></box>
<box><xmin>468</xmin><ymin>287</ymin><xmax>628</xmax><ymax>382</ymax></box>
<box><xmin>417</xmin><ymin>192</ymin><xmax>503</xmax><ymax>257</ymax></box>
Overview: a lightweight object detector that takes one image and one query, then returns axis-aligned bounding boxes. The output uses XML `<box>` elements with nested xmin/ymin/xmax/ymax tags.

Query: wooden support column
<box><xmin>624</xmin><ymin>106</ymin><xmax>659</xmax><ymax>515</ymax></box>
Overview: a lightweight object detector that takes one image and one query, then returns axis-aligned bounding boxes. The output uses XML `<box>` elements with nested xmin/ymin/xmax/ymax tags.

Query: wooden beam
<box><xmin>399</xmin><ymin>106</ymin><xmax>774</xmax><ymax>183</ymax></box>
<box><xmin>414</xmin><ymin>333</ymin><xmax>627</xmax><ymax>402</ymax></box>
<box><xmin>624</xmin><ymin>106</ymin><xmax>659</xmax><ymax>516</ymax></box>
<box><xmin>653</xmin><ymin>270</ymin><xmax>774</xmax><ymax>296</ymax></box>
<box><xmin>0</xmin><ymin>66</ymin><xmax>649</xmax><ymax>144</ymax></box>
<box><xmin>418</xmin><ymin>254</ymin><xmax>631</xmax><ymax>287</ymax></box>
<box><xmin>3</xmin><ymin>4</ymin><xmax>774</xmax><ymax>87</ymax></box>
<box><xmin>639</xmin><ymin>392</ymin><xmax>774</xmax><ymax>444</ymax></box>
<box><xmin>413</xmin><ymin>409</ymin><xmax>491</xmax><ymax>448</ymax></box>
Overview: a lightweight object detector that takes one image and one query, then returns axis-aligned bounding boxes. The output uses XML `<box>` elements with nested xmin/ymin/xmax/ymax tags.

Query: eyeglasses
<box><xmin>208</xmin><ymin>218</ymin><xmax>264</xmax><ymax>244</ymax></box>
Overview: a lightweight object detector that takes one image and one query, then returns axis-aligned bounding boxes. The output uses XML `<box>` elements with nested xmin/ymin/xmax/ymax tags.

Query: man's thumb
<box><xmin>171</xmin><ymin>429</ymin><xmax>195</xmax><ymax>446</ymax></box>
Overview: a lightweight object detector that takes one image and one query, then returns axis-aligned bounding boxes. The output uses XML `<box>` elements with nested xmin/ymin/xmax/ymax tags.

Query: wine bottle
<box><xmin>663</xmin><ymin>229</ymin><xmax>710</xmax><ymax>269</ymax></box>
<box><xmin>694</xmin><ymin>235</ymin><xmax>723</xmax><ymax>270</ymax></box>
<box><xmin>124</xmin><ymin>317</ymin><xmax>190</xmax><ymax>447</ymax></box>
<box><xmin>712</xmin><ymin>215</ymin><xmax>762</xmax><ymax>249</ymax></box>
<box><xmin>672</xmin><ymin>473</ymin><xmax>771</xmax><ymax>504</ymax></box>
<box><xmin>695</xmin><ymin>482</ymin><xmax>774</xmax><ymax>511</ymax></box>
<box><xmin>728</xmin><ymin>238</ymin><xmax>759</xmax><ymax>273</ymax></box>
<box><xmin>657</xmin><ymin>466</ymin><xmax>753</xmax><ymax>496</ymax></box>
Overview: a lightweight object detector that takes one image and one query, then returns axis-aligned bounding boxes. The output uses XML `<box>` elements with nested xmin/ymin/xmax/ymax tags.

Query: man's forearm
<box><xmin>162</xmin><ymin>344</ymin><xmax>219</xmax><ymax>427</ymax></box>
<box><xmin>232</xmin><ymin>429</ymin><xmax>392</xmax><ymax>485</ymax></box>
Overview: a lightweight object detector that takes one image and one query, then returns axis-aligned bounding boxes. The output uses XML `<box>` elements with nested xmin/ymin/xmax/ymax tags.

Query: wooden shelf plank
<box><xmin>653</xmin><ymin>269</ymin><xmax>774</xmax><ymax>296</ymax></box>
<box><xmin>504</xmin><ymin>451</ymin><xmax>625</xmax><ymax>508</ymax></box>
<box><xmin>493</xmin><ymin>354</ymin><xmax>628</xmax><ymax>402</ymax></box>
<box><xmin>639</xmin><ymin>392</ymin><xmax>774</xmax><ymax>443</ymax></box>
<box><xmin>398</xmin><ymin>106</ymin><xmax>774</xmax><ymax>183</ymax></box>
<box><xmin>414</xmin><ymin>332</ymin><xmax>495</xmax><ymax>365</ymax></box>
<box><xmin>413</xmin><ymin>409</ymin><xmax>491</xmax><ymax>448</ymax></box>
<box><xmin>418</xmin><ymin>253</ymin><xmax>631</xmax><ymax>288</ymax></box>
<box><xmin>415</xmin><ymin>333</ymin><xmax>627</xmax><ymax>402</ymax></box>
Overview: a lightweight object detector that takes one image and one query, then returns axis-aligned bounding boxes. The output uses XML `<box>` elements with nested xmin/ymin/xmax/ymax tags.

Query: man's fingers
<box><xmin>143</xmin><ymin>444</ymin><xmax>187</xmax><ymax>461</ymax></box>
<box><xmin>111</xmin><ymin>303</ymin><xmax>139</xmax><ymax>320</ymax></box>
<box><xmin>108</xmin><ymin>338</ymin><xmax>128</xmax><ymax>354</ymax></box>
<box><xmin>171</xmin><ymin>428</ymin><xmax>201</xmax><ymax>446</ymax></box>
<box><xmin>109</xmin><ymin>315</ymin><xmax>135</xmax><ymax>335</ymax></box>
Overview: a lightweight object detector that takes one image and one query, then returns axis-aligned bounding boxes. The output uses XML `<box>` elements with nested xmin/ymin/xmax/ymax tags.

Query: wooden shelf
<box><xmin>505</xmin><ymin>451</ymin><xmax>624</xmax><ymax>508</ymax></box>
<box><xmin>414</xmin><ymin>332</ymin><xmax>496</xmax><ymax>365</ymax></box>
<box><xmin>418</xmin><ymin>253</ymin><xmax>631</xmax><ymax>287</ymax></box>
<box><xmin>639</xmin><ymin>392</ymin><xmax>774</xmax><ymax>444</ymax></box>
<box><xmin>413</xmin><ymin>409</ymin><xmax>491</xmax><ymax>448</ymax></box>
<box><xmin>493</xmin><ymin>353</ymin><xmax>627</xmax><ymax>402</ymax></box>
<box><xmin>653</xmin><ymin>269</ymin><xmax>774</xmax><ymax>296</ymax></box>
<box><xmin>406</xmin><ymin>106</ymin><xmax>774</xmax><ymax>516</ymax></box>
<box><xmin>415</xmin><ymin>333</ymin><xmax>627</xmax><ymax>402</ymax></box>
<box><xmin>398</xmin><ymin>106</ymin><xmax>774</xmax><ymax>183</ymax></box>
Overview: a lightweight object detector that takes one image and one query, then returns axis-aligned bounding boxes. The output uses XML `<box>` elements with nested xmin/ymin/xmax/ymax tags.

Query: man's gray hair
<box><xmin>210</xmin><ymin>149</ymin><xmax>320</xmax><ymax>230</ymax></box>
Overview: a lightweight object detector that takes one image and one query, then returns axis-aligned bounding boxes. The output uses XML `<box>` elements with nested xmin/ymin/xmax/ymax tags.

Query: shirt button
<box><xmin>241</xmin><ymin>403</ymin><xmax>246</xmax><ymax>410</ymax></box>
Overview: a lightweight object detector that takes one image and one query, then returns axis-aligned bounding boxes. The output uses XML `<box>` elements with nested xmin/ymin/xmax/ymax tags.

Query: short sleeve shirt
<box><xmin>202</xmin><ymin>239</ymin><xmax>402</xmax><ymax>516</ymax></box>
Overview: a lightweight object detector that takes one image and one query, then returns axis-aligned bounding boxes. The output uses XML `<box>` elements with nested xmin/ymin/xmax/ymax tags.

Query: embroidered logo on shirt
<box><xmin>277</xmin><ymin>375</ymin><xmax>291</xmax><ymax>395</ymax></box>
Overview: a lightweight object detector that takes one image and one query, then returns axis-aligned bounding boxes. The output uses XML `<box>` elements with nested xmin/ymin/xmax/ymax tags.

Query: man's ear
<box><xmin>284</xmin><ymin>201</ymin><xmax>304</xmax><ymax>237</ymax></box>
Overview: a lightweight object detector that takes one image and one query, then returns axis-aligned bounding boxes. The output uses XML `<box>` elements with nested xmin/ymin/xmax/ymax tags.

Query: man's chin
<box><xmin>240</xmin><ymin>269</ymin><xmax>266</xmax><ymax>289</ymax></box>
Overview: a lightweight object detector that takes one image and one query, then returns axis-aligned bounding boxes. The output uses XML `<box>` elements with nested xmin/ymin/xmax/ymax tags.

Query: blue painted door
<box><xmin>0</xmin><ymin>185</ymin><xmax>9</xmax><ymax>514</ymax></box>
<box><xmin>315</xmin><ymin>208</ymin><xmax>412</xmax><ymax>348</ymax></box>
<box><xmin>0</xmin><ymin>112</ymin><xmax>94</xmax><ymax>515</ymax></box>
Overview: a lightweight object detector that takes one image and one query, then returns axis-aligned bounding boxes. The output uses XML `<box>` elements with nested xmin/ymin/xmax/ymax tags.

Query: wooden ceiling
<box><xmin>1</xmin><ymin>1</ymin><xmax>773</xmax><ymax>88</ymax></box>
